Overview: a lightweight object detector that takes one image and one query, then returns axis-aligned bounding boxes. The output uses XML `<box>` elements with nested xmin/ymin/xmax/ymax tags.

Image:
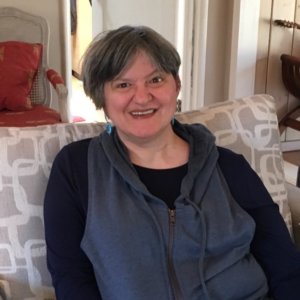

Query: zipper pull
<box><xmin>169</xmin><ymin>209</ymin><xmax>176</xmax><ymax>225</ymax></box>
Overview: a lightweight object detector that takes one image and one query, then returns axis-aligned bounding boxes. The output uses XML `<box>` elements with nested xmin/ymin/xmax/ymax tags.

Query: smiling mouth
<box><xmin>131</xmin><ymin>109</ymin><xmax>156</xmax><ymax>117</ymax></box>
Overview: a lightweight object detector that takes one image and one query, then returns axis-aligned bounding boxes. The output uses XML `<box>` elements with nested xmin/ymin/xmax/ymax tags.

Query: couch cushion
<box><xmin>0</xmin><ymin>104</ymin><xmax>61</xmax><ymax>127</ymax></box>
<box><xmin>176</xmin><ymin>94</ymin><xmax>291</xmax><ymax>232</ymax></box>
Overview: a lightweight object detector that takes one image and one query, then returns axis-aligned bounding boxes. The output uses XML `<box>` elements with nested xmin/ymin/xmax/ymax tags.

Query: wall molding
<box><xmin>176</xmin><ymin>0</ymin><xmax>209</xmax><ymax>111</ymax></box>
<box><xmin>227</xmin><ymin>0</ymin><xmax>260</xmax><ymax>99</ymax></box>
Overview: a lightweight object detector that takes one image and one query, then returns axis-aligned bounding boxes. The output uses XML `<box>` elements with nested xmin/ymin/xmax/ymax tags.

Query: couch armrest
<box><xmin>46</xmin><ymin>69</ymin><xmax>71</xmax><ymax>123</ymax></box>
<box><xmin>286</xmin><ymin>182</ymin><xmax>300</xmax><ymax>249</ymax></box>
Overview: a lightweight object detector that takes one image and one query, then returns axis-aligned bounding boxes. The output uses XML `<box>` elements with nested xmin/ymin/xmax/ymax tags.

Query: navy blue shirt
<box><xmin>44</xmin><ymin>138</ymin><xmax>300</xmax><ymax>299</ymax></box>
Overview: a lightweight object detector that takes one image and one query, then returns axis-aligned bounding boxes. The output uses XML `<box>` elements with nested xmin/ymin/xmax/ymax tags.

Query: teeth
<box><xmin>131</xmin><ymin>109</ymin><xmax>155</xmax><ymax>116</ymax></box>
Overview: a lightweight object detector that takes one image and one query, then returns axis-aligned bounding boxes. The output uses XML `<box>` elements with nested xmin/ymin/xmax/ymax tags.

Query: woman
<box><xmin>44</xmin><ymin>25</ymin><xmax>300</xmax><ymax>299</ymax></box>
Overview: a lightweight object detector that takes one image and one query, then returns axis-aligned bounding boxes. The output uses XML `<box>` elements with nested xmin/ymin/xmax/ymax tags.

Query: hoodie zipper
<box><xmin>168</xmin><ymin>209</ymin><xmax>184</xmax><ymax>300</ymax></box>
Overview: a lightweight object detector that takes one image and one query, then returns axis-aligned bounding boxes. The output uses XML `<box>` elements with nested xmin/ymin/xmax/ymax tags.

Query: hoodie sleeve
<box><xmin>217</xmin><ymin>146</ymin><xmax>300</xmax><ymax>300</ymax></box>
<box><xmin>44</xmin><ymin>139</ymin><xmax>102</xmax><ymax>300</ymax></box>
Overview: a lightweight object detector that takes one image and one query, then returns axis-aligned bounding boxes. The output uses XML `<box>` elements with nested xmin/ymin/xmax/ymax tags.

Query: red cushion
<box><xmin>0</xmin><ymin>41</ymin><xmax>42</xmax><ymax>111</ymax></box>
<box><xmin>0</xmin><ymin>105</ymin><xmax>61</xmax><ymax>127</ymax></box>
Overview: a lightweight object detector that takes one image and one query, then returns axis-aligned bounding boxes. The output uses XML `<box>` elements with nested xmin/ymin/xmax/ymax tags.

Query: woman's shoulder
<box><xmin>217</xmin><ymin>146</ymin><xmax>248</xmax><ymax>170</ymax></box>
<box><xmin>217</xmin><ymin>146</ymin><xmax>257</xmax><ymax>185</ymax></box>
<box><xmin>56</xmin><ymin>138</ymin><xmax>92</xmax><ymax>160</ymax></box>
<box><xmin>217</xmin><ymin>146</ymin><xmax>274</xmax><ymax>209</ymax></box>
<box><xmin>51</xmin><ymin>138</ymin><xmax>93</xmax><ymax>175</ymax></box>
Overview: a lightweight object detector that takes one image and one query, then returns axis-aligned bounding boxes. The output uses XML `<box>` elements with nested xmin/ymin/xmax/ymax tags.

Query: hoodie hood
<box><xmin>99</xmin><ymin>120</ymin><xmax>219</xmax><ymax>203</ymax></box>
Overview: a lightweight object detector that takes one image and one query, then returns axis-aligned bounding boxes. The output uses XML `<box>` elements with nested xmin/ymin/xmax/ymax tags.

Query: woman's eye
<box><xmin>117</xmin><ymin>82</ymin><xmax>130</xmax><ymax>89</ymax></box>
<box><xmin>150</xmin><ymin>76</ymin><xmax>163</xmax><ymax>84</ymax></box>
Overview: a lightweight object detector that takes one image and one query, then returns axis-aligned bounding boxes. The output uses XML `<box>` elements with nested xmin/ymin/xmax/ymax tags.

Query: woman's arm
<box><xmin>44</xmin><ymin>139</ymin><xmax>101</xmax><ymax>299</ymax></box>
<box><xmin>218</xmin><ymin>147</ymin><xmax>300</xmax><ymax>300</ymax></box>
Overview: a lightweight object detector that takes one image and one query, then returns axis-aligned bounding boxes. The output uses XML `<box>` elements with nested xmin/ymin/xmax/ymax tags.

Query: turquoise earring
<box><xmin>105</xmin><ymin>122</ymin><xmax>113</xmax><ymax>135</ymax></box>
<box><xmin>105</xmin><ymin>115</ymin><xmax>113</xmax><ymax>135</ymax></box>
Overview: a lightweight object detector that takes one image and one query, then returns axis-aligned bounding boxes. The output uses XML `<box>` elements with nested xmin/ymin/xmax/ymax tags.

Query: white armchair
<box><xmin>0</xmin><ymin>6</ymin><xmax>70</xmax><ymax>125</ymax></box>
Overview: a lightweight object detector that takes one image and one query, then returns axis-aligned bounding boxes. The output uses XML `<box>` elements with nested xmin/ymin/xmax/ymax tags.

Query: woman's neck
<box><xmin>118</xmin><ymin>129</ymin><xmax>189</xmax><ymax>169</ymax></box>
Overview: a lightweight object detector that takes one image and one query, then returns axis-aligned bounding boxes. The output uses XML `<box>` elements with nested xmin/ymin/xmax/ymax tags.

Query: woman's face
<box><xmin>104</xmin><ymin>51</ymin><xmax>181</xmax><ymax>143</ymax></box>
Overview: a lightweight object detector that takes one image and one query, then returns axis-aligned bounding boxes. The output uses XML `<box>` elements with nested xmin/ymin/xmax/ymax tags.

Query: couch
<box><xmin>0</xmin><ymin>94</ymin><xmax>299</xmax><ymax>299</ymax></box>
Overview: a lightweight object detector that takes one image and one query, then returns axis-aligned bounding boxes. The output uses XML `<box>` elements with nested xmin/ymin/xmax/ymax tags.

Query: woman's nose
<box><xmin>133</xmin><ymin>85</ymin><xmax>152</xmax><ymax>104</ymax></box>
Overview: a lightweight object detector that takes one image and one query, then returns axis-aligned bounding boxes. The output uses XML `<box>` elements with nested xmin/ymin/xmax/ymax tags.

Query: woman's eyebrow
<box><xmin>113</xmin><ymin>68</ymin><xmax>161</xmax><ymax>82</ymax></box>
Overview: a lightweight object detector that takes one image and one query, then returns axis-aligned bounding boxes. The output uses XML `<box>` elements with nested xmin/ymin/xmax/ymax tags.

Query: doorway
<box><xmin>71</xmin><ymin>0</ymin><xmax>103</xmax><ymax>121</ymax></box>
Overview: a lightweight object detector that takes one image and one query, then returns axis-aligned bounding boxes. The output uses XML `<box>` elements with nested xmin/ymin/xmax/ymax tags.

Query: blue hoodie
<box><xmin>81</xmin><ymin>121</ymin><xmax>269</xmax><ymax>300</ymax></box>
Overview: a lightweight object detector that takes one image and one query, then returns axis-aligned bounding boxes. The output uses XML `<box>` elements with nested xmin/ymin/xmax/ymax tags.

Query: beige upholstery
<box><xmin>0</xmin><ymin>94</ymin><xmax>299</xmax><ymax>299</ymax></box>
<box><xmin>176</xmin><ymin>94</ymin><xmax>292</xmax><ymax>231</ymax></box>
<box><xmin>0</xmin><ymin>6</ymin><xmax>70</xmax><ymax>123</ymax></box>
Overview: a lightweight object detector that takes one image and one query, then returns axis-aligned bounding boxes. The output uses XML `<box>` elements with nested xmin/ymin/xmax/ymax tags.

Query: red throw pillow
<box><xmin>0</xmin><ymin>41</ymin><xmax>42</xmax><ymax>111</ymax></box>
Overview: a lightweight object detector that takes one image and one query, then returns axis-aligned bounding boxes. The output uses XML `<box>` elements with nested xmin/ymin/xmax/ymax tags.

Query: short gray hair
<box><xmin>81</xmin><ymin>25</ymin><xmax>181</xmax><ymax>109</ymax></box>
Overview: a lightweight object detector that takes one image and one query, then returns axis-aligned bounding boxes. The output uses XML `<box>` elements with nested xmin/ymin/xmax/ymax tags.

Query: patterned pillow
<box><xmin>176</xmin><ymin>94</ymin><xmax>292</xmax><ymax>232</ymax></box>
<box><xmin>0</xmin><ymin>41</ymin><xmax>42</xmax><ymax>111</ymax></box>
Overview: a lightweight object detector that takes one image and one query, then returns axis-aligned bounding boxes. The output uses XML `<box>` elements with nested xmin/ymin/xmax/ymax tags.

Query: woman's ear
<box><xmin>103</xmin><ymin>107</ymin><xmax>107</xmax><ymax>118</ymax></box>
<box><xmin>103</xmin><ymin>104</ymin><xmax>109</xmax><ymax>120</ymax></box>
<box><xmin>175</xmin><ymin>76</ymin><xmax>181</xmax><ymax>92</ymax></box>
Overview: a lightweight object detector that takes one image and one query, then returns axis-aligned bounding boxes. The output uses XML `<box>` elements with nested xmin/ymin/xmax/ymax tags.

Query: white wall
<box><xmin>205</xmin><ymin>0</ymin><xmax>231</xmax><ymax>105</ymax></box>
<box><xmin>92</xmin><ymin>0</ymin><xmax>177</xmax><ymax>45</ymax></box>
